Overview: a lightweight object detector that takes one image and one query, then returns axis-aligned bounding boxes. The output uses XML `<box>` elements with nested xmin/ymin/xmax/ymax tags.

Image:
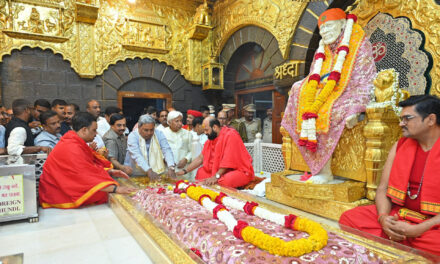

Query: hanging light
<box><xmin>128</xmin><ymin>0</ymin><xmax>136</xmax><ymax>3</ymax></box>
<box><xmin>202</xmin><ymin>56</ymin><xmax>224</xmax><ymax>90</ymax></box>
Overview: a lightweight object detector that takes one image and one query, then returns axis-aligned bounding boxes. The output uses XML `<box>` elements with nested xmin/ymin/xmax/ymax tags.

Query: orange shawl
<box><xmin>200</xmin><ymin>127</ymin><xmax>254</xmax><ymax>182</ymax></box>
<box><xmin>39</xmin><ymin>131</ymin><xmax>117</xmax><ymax>209</ymax></box>
<box><xmin>387</xmin><ymin>137</ymin><xmax>440</xmax><ymax>215</ymax></box>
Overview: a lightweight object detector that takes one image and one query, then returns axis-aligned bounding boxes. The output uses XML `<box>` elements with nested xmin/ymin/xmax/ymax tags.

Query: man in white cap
<box><xmin>241</xmin><ymin>104</ymin><xmax>261</xmax><ymax>143</ymax></box>
<box><xmin>162</xmin><ymin>111</ymin><xmax>193</xmax><ymax>180</ymax></box>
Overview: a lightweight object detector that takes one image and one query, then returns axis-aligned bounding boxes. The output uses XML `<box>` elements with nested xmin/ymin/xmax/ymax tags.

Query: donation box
<box><xmin>0</xmin><ymin>155</ymin><xmax>39</xmax><ymax>223</ymax></box>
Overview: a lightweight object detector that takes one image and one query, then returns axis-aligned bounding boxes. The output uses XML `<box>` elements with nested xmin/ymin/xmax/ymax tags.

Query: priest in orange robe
<box><xmin>177</xmin><ymin>116</ymin><xmax>254</xmax><ymax>188</ymax></box>
<box><xmin>339</xmin><ymin>95</ymin><xmax>440</xmax><ymax>256</ymax></box>
<box><xmin>39</xmin><ymin>112</ymin><xmax>137</xmax><ymax>209</ymax></box>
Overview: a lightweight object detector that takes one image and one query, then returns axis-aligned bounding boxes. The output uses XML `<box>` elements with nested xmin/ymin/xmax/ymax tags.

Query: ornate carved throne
<box><xmin>266</xmin><ymin>12</ymin><xmax>431</xmax><ymax>221</ymax></box>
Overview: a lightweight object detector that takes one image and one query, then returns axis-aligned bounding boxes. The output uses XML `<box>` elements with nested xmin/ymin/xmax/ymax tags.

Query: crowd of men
<box><xmin>0</xmin><ymin>99</ymin><xmax>272</xmax><ymax>157</ymax></box>
<box><xmin>0</xmin><ymin>98</ymin><xmax>272</xmax><ymax>209</ymax></box>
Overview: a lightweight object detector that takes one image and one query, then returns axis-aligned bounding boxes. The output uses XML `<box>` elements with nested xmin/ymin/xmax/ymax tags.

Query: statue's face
<box><xmin>319</xmin><ymin>19</ymin><xmax>346</xmax><ymax>45</ymax></box>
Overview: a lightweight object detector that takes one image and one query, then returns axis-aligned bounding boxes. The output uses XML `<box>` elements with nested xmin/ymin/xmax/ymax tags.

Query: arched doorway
<box><xmin>116</xmin><ymin>77</ymin><xmax>172</xmax><ymax>130</ymax></box>
<box><xmin>221</xmin><ymin>27</ymin><xmax>286</xmax><ymax>143</ymax></box>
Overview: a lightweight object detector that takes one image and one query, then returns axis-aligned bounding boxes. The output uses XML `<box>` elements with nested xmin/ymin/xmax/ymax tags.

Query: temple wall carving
<box><xmin>0</xmin><ymin>0</ymin><xmax>212</xmax><ymax>83</ymax></box>
<box><xmin>351</xmin><ymin>0</ymin><xmax>440</xmax><ymax>97</ymax></box>
<box><xmin>0</xmin><ymin>0</ymin><xmax>309</xmax><ymax>85</ymax></box>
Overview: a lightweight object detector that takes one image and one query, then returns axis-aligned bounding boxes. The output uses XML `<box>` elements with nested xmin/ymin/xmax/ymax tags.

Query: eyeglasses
<box><xmin>399</xmin><ymin>115</ymin><xmax>416</xmax><ymax>124</ymax></box>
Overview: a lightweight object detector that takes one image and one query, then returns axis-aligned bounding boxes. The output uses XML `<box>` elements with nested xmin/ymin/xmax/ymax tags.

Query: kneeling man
<box><xmin>178</xmin><ymin>117</ymin><xmax>254</xmax><ymax>188</ymax></box>
<box><xmin>339</xmin><ymin>95</ymin><xmax>440</xmax><ymax>256</ymax></box>
<box><xmin>125</xmin><ymin>114</ymin><xmax>176</xmax><ymax>179</ymax></box>
<box><xmin>39</xmin><ymin>112</ymin><xmax>136</xmax><ymax>209</ymax></box>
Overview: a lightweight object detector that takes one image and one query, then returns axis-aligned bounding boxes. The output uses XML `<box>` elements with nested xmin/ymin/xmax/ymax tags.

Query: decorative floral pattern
<box><xmin>133</xmin><ymin>187</ymin><xmax>388</xmax><ymax>263</ymax></box>
<box><xmin>364</xmin><ymin>13</ymin><xmax>430</xmax><ymax>96</ymax></box>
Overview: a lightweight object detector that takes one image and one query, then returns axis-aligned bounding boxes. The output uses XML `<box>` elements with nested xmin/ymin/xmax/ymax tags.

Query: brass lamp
<box><xmin>202</xmin><ymin>56</ymin><xmax>224</xmax><ymax>90</ymax></box>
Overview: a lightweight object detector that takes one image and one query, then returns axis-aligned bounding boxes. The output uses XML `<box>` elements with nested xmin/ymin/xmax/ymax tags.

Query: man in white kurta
<box><xmin>163</xmin><ymin>111</ymin><xmax>193</xmax><ymax>180</ymax></box>
<box><xmin>190</xmin><ymin>116</ymin><xmax>207</xmax><ymax>176</ymax></box>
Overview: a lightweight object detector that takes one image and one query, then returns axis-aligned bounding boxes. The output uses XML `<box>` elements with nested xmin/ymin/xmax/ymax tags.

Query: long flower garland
<box><xmin>174</xmin><ymin>180</ymin><xmax>328</xmax><ymax>257</ymax></box>
<box><xmin>299</xmin><ymin>14</ymin><xmax>357</xmax><ymax>152</ymax></box>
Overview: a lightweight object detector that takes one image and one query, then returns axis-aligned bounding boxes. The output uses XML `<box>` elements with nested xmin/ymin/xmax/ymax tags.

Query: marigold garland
<box><xmin>299</xmin><ymin>13</ymin><xmax>357</xmax><ymax>152</ymax></box>
<box><xmin>174</xmin><ymin>182</ymin><xmax>328</xmax><ymax>257</ymax></box>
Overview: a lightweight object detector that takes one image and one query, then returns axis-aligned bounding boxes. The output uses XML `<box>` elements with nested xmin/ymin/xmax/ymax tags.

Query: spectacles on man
<box><xmin>399</xmin><ymin>115</ymin><xmax>416</xmax><ymax>124</ymax></box>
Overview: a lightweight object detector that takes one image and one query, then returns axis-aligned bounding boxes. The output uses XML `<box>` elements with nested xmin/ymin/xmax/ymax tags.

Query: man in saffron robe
<box><xmin>281</xmin><ymin>8</ymin><xmax>376</xmax><ymax>183</ymax></box>
<box><xmin>339</xmin><ymin>95</ymin><xmax>440</xmax><ymax>256</ymax></box>
<box><xmin>39</xmin><ymin>112</ymin><xmax>137</xmax><ymax>209</ymax></box>
<box><xmin>177</xmin><ymin>117</ymin><xmax>254</xmax><ymax>188</ymax></box>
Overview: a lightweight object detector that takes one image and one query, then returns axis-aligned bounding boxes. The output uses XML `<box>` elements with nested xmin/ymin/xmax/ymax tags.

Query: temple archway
<box><xmin>220</xmin><ymin>26</ymin><xmax>285</xmax><ymax>143</ymax></box>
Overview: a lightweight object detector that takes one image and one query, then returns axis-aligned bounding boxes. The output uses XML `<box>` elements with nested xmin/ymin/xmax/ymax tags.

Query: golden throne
<box><xmin>266</xmin><ymin>101</ymin><xmax>402</xmax><ymax>220</ymax></box>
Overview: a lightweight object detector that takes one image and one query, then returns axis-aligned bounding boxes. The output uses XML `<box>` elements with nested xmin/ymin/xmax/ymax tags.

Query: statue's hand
<box><xmin>345</xmin><ymin>114</ymin><xmax>359</xmax><ymax>129</ymax></box>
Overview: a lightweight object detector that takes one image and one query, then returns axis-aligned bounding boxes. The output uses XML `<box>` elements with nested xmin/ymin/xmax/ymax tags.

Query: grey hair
<box><xmin>167</xmin><ymin>110</ymin><xmax>183</xmax><ymax>124</ymax></box>
<box><xmin>138</xmin><ymin>114</ymin><xmax>156</xmax><ymax>127</ymax></box>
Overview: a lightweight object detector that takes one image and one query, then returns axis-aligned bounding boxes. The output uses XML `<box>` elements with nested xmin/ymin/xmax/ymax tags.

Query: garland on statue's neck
<box><xmin>173</xmin><ymin>180</ymin><xmax>328</xmax><ymax>257</ymax></box>
<box><xmin>299</xmin><ymin>14</ymin><xmax>357</xmax><ymax>152</ymax></box>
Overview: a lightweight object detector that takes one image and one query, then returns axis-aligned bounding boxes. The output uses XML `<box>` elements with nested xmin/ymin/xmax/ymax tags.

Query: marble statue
<box><xmin>281</xmin><ymin>8</ymin><xmax>376</xmax><ymax>184</ymax></box>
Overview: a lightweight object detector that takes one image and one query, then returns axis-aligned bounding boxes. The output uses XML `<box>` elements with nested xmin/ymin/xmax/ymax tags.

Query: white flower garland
<box><xmin>300</xmin><ymin>16</ymin><xmax>355</xmax><ymax>149</ymax></box>
<box><xmin>173</xmin><ymin>182</ymin><xmax>328</xmax><ymax>257</ymax></box>
<box><xmin>177</xmin><ymin>182</ymin><xmax>300</xmax><ymax>231</ymax></box>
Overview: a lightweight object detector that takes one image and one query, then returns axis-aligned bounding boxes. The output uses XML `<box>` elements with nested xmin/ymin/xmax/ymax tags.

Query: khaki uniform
<box><xmin>263</xmin><ymin>117</ymin><xmax>272</xmax><ymax>143</ymax></box>
<box><xmin>240</xmin><ymin>117</ymin><xmax>261</xmax><ymax>143</ymax></box>
<box><xmin>229</xmin><ymin>119</ymin><xmax>247</xmax><ymax>142</ymax></box>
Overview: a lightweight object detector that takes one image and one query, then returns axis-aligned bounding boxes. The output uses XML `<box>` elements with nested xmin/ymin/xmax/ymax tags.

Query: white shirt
<box><xmin>156</xmin><ymin>124</ymin><xmax>167</xmax><ymax>133</ymax></box>
<box><xmin>162</xmin><ymin>127</ymin><xmax>192</xmax><ymax>172</ymax></box>
<box><xmin>190</xmin><ymin>130</ymin><xmax>208</xmax><ymax>147</ymax></box>
<box><xmin>7</xmin><ymin>127</ymin><xmax>27</xmax><ymax>155</ymax></box>
<box><xmin>97</xmin><ymin>117</ymin><xmax>110</xmax><ymax>137</ymax></box>
<box><xmin>93</xmin><ymin>134</ymin><xmax>105</xmax><ymax>149</ymax></box>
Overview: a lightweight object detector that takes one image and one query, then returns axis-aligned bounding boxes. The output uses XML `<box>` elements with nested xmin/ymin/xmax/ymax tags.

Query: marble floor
<box><xmin>0</xmin><ymin>204</ymin><xmax>153</xmax><ymax>264</ymax></box>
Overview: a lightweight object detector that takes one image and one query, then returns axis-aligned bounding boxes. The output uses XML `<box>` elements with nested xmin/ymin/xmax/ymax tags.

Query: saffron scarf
<box><xmin>387</xmin><ymin>137</ymin><xmax>440</xmax><ymax>215</ymax></box>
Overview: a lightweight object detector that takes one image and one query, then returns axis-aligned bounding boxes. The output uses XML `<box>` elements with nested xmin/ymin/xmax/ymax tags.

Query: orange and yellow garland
<box><xmin>175</xmin><ymin>181</ymin><xmax>328</xmax><ymax>257</ymax></box>
<box><xmin>297</xmin><ymin>14</ymin><xmax>360</xmax><ymax>152</ymax></box>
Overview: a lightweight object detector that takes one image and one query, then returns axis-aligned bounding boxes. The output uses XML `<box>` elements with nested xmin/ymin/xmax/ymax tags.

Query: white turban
<box><xmin>167</xmin><ymin>110</ymin><xmax>183</xmax><ymax>124</ymax></box>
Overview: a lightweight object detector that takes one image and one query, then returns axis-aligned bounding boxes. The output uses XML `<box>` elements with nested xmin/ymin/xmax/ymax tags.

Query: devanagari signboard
<box><xmin>0</xmin><ymin>174</ymin><xmax>24</xmax><ymax>216</ymax></box>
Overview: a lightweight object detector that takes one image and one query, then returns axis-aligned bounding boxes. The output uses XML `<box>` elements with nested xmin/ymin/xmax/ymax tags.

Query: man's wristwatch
<box><xmin>215</xmin><ymin>173</ymin><xmax>221</xmax><ymax>179</ymax></box>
